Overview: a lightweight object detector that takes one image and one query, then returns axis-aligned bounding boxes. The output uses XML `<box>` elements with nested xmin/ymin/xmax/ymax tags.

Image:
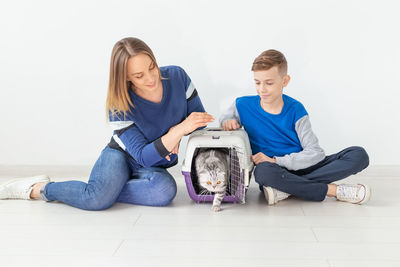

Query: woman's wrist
<box><xmin>160</xmin><ymin>124</ymin><xmax>185</xmax><ymax>153</ymax></box>
<box><xmin>171</xmin><ymin>123</ymin><xmax>186</xmax><ymax>137</ymax></box>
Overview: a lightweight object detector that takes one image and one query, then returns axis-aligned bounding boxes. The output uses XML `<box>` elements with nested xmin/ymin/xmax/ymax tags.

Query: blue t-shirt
<box><xmin>236</xmin><ymin>94</ymin><xmax>308</xmax><ymax>157</ymax></box>
<box><xmin>109</xmin><ymin>65</ymin><xmax>204</xmax><ymax>168</ymax></box>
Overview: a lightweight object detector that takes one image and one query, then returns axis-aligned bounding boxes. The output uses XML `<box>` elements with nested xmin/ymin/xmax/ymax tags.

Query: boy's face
<box><xmin>253</xmin><ymin>66</ymin><xmax>290</xmax><ymax>105</ymax></box>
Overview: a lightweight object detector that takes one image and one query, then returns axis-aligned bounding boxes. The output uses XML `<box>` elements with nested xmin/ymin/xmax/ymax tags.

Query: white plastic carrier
<box><xmin>181</xmin><ymin>128</ymin><xmax>254</xmax><ymax>204</ymax></box>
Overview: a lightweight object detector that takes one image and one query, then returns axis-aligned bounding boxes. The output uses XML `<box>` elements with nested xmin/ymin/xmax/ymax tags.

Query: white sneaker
<box><xmin>263</xmin><ymin>186</ymin><xmax>290</xmax><ymax>205</ymax></box>
<box><xmin>0</xmin><ymin>175</ymin><xmax>50</xmax><ymax>200</ymax></box>
<box><xmin>336</xmin><ymin>184</ymin><xmax>371</xmax><ymax>204</ymax></box>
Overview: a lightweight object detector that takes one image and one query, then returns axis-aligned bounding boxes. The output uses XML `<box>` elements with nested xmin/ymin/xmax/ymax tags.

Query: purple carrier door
<box><xmin>229</xmin><ymin>148</ymin><xmax>245</xmax><ymax>204</ymax></box>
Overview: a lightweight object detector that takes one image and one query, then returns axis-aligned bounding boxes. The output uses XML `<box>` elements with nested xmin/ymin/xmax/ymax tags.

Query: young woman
<box><xmin>0</xmin><ymin>37</ymin><xmax>214</xmax><ymax>210</ymax></box>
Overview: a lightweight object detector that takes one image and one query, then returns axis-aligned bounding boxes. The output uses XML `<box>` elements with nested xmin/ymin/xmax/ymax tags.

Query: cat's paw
<box><xmin>212</xmin><ymin>205</ymin><xmax>221</xmax><ymax>212</ymax></box>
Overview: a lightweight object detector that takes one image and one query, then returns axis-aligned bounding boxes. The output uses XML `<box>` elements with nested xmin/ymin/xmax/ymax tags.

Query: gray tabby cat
<box><xmin>195</xmin><ymin>148</ymin><xmax>229</xmax><ymax>212</ymax></box>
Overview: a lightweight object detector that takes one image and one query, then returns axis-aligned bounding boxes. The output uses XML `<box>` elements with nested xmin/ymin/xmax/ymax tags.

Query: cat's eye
<box><xmin>207</xmin><ymin>181</ymin><xmax>211</xmax><ymax>185</ymax></box>
<box><xmin>217</xmin><ymin>181</ymin><xmax>221</xmax><ymax>184</ymax></box>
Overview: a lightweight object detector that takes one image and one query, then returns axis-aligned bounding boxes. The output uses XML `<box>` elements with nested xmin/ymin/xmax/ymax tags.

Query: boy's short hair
<box><xmin>251</xmin><ymin>49</ymin><xmax>287</xmax><ymax>76</ymax></box>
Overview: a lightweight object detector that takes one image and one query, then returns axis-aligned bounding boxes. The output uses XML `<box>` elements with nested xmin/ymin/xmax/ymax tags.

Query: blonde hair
<box><xmin>106</xmin><ymin>37</ymin><xmax>160</xmax><ymax>118</ymax></box>
<box><xmin>251</xmin><ymin>49</ymin><xmax>287</xmax><ymax>76</ymax></box>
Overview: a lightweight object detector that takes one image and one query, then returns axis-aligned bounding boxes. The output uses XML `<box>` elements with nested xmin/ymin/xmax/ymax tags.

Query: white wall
<box><xmin>0</xmin><ymin>0</ymin><xmax>399</xmax><ymax>166</ymax></box>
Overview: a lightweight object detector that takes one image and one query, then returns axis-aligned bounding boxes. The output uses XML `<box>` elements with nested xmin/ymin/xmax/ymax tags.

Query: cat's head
<box><xmin>197</xmin><ymin>150</ymin><xmax>228</xmax><ymax>193</ymax></box>
<box><xmin>198</xmin><ymin>167</ymin><xmax>227</xmax><ymax>192</ymax></box>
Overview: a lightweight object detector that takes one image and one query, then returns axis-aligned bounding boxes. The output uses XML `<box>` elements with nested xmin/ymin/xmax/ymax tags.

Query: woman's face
<box><xmin>126</xmin><ymin>53</ymin><xmax>161</xmax><ymax>94</ymax></box>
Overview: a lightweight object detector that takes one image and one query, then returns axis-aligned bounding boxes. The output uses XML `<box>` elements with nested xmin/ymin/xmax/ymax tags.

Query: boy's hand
<box><xmin>222</xmin><ymin>119</ymin><xmax>240</xmax><ymax>131</ymax></box>
<box><xmin>251</xmin><ymin>152</ymin><xmax>276</xmax><ymax>165</ymax></box>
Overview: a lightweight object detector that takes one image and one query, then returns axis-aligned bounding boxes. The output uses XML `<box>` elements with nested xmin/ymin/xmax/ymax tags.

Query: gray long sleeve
<box><xmin>219</xmin><ymin>100</ymin><xmax>241</xmax><ymax>126</ymax></box>
<box><xmin>275</xmin><ymin>115</ymin><xmax>325</xmax><ymax>171</ymax></box>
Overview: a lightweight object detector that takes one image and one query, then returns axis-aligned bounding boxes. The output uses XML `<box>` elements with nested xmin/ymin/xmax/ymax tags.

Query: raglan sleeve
<box><xmin>275</xmin><ymin>114</ymin><xmax>325</xmax><ymax>171</ymax></box>
<box><xmin>179</xmin><ymin>67</ymin><xmax>205</xmax><ymax>115</ymax></box>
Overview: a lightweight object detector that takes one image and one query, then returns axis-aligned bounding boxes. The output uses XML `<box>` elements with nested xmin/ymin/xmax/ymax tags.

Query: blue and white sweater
<box><xmin>220</xmin><ymin>94</ymin><xmax>325</xmax><ymax>171</ymax></box>
<box><xmin>108</xmin><ymin>65</ymin><xmax>204</xmax><ymax>169</ymax></box>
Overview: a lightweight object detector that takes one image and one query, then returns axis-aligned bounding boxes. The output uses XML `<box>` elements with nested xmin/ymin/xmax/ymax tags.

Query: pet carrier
<box><xmin>181</xmin><ymin>128</ymin><xmax>254</xmax><ymax>204</ymax></box>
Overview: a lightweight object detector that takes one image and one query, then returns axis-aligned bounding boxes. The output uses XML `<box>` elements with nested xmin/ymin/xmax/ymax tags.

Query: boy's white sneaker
<box><xmin>336</xmin><ymin>184</ymin><xmax>371</xmax><ymax>204</ymax></box>
<box><xmin>263</xmin><ymin>186</ymin><xmax>290</xmax><ymax>205</ymax></box>
<box><xmin>0</xmin><ymin>175</ymin><xmax>50</xmax><ymax>200</ymax></box>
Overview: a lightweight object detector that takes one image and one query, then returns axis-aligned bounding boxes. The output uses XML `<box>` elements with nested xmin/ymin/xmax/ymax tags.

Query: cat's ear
<box><xmin>195</xmin><ymin>154</ymin><xmax>204</xmax><ymax>171</ymax></box>
<box><xmin>196</xmin><ymin>162</ymin><xmax>204</xmax><ymax>173</ymax></box>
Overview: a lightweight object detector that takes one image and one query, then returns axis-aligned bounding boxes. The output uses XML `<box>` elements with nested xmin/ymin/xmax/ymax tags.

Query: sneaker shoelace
<box><xmin>337</xmin><ymin>184</ymin><xmax>360</xmax><ymax>202</ymax></box>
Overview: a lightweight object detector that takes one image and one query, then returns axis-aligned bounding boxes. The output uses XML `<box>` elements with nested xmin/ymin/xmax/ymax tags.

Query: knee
<box><xmin>96</xmin><ymin>147</ymin><xmax>130</xmax><ymax>178</ymax></box>
<box><xmin>254</xmin><ymin>161</ymin><xmax>275</xmax><ymax>176</ymax></box>
<box><xmin>346</xmin><ymin>146</ymin><xmax>370</xmax><ymax>170</ymax></box>
<box><xmin>148</xmin><ymin>171</ymin><xmax>177</xmax><ymax>206</ymax></box>
<box><xmin>101</xmin><ymin>147</ymin><xmax>128</xmax><ymax>165</ymax></box>
<box><xmin>254</xmin><ymin>162</ymin><xmax>282</xmax><ymax>187</ymax></box>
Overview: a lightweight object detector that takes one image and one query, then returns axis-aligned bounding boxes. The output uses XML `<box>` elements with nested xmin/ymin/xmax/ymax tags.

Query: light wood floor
<box><xmin>0</xmin><ymin>165</ymin><xmax>399</xmax><ymax>267</ymax></box>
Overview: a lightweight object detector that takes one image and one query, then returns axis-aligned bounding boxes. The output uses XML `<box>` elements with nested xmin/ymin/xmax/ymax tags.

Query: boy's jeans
<box><xmin>40</xmin><ymin>146</ymin><xmax>177</xmax><ymax>210</ymax></box>
<box><xmin>254</xmin><ymin>146</ymin><xmax>369</xmax><ymax>201</ymax></box>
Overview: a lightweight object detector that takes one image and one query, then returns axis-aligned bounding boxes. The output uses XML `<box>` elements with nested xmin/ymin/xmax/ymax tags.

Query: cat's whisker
<box><xmin>199</xmin><ymin>188</ymin><xmax>210</xmax><ymax>201</ymax></box>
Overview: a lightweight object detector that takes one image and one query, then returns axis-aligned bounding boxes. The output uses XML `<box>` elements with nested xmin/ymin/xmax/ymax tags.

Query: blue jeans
<box><xmin>254</xmin><ymin>146</ymin><xmax>369</xmax><ymax>201</ymax></box>
<box><xmin>41</xmin><ymin>146</ymin><xmax>177</xmax><ymax>210</ymax></box>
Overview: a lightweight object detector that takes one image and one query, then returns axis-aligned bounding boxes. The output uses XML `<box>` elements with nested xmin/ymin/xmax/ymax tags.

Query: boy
<box><xmin>220</xmin><ymin>49</ymin><xmax>371</xmax><ymax>205</ymax></box>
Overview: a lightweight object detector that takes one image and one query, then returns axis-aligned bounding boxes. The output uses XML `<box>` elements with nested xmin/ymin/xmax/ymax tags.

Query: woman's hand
<box><xmin>251</xmin><ymin>152</ymin><xmax>276</xmax><ymax>165</ymax></box>
<box><xmin>177</xmin><ymin>112</ymin><xmax>214</xmax><ymax>136</ymax></box>
<box><xmin>161</xmin><ymin>112</ymin><xmax>213</xmax><ymax>159</ymax></box>
<box><xmin>222</xmin><ymin>119</ymin><xmax>240</xmax><ymax>131</ymax></box>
